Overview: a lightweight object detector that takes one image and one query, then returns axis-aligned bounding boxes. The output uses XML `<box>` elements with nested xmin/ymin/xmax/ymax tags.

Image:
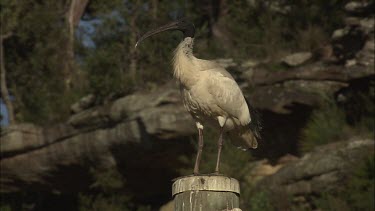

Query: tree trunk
<box><xmin>0</xmin><ymin>33</ymin><xmax>15</xmax><ymax>125</ymax></box>
<box><xmin>64</xmin><ymin>0</ymin><xmax>89</xmax><ymax>90</ymax></box>
<box><xmin>128</xmin><ymin>0</ymin><xmax>140</xmax><ymax>85</ymax></box>
<box><xmin>151</xmin><ymin>0</ymin><xmax>158</xmax><ymax>20</ymax></box>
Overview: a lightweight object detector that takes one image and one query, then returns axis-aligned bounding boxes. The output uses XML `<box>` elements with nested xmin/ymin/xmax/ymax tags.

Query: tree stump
<box><xmin>172</xmin><ymin>175</ymin><xmax>240</xmax><ymax>211</ymax></box>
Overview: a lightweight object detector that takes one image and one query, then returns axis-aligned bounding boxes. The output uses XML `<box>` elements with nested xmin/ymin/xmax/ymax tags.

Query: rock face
<box><xmin>0</xmin><ymin>83</ymin><xmax>196</xmax><ymax>199</ymax></box>
<box><xmin>252</xmin><ymin>139</ymin><xmax>374</xmax><ymax>209</ymax></box>
<box><xmin>0</xmin><ymin>1</ymin><xmax>374</xmax><ymax>206</ymax></box>
<box><xmin>1</xmin><ymin>43</ymin><xmax>374</xmax><ymax>195</ymax></box>
<box><xmin>332</xmin><ymin>1</ymin><xmax>374</xmax><ymax>63</ymax></box>
<box><xmin>244</xmin><ymin>63</ymin><xmax>373</xmax><ymax>114</ymax></box>
<box><xmin>70</xmin><ymin>94</ymin><xmax>96</xmax><ymax>114</ymax></box>
<box><xmin>281</xmin><ymin>52</ymin><xmax>312</xmax><ymax>67</ymax></box>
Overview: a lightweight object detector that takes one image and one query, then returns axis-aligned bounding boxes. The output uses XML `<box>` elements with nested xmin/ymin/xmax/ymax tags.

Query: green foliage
<box><xmin>79</xmin><ymin>193</ymin><xmax>128</xmax><ymax>211</ymax></box>
<box><xmin>82</xmin><ymin>0</ymin><xmax>186</xmax><ymax>97</ymax></box>
<box><xmin>3</xmin><ymin>1</ymin><xmax>81</xmax><ymax>124</ymax></box>
<box><xmin>2</xmin><ymin>0</ymin><xmax>352</xmax><ymax>124</ymax></box>
<box><xmin>85</xmin><ymin>43</ymin><xmax>131</xmax><ymax>99</ymax></box>
<box><xmin>344</xmin><ymin>82</ymin><xmax>375</xmax><ymax>137</ymax></box>
<box><xmin>300</xmin><ymin>101</ymin><xmax>349</xmax><ymax>152</ymax></box>
<box><xmin>248</xmin><ymin>191</ymin><xmax>275</xmax><ymax>211</ymax></box>
<box><xmin>315</xmin><ymin>153</ymin><xmax>375</xmax><ymax>210</ymax></box>
<box><xmin>346</xmin><ymin>154</ymin><xmax>375</xmax><ymax>210</ymax></box>
<box><xmin>210</xmin><ymin>0</ymin><xmax>348</xmax><ymax>59</ymax></box>
<box><xmin>301</xmin><ymin>83</ymin><xmax>375</xmax><ymax>153</ymax></box>
<box><xmin>0</xmin><ymin>205</ymin><xmax>11</xmax><ymax>211</ymax></box>
<box><xmin>258</xmin><ymin>62</ymin><xmax>290</xmax><ymax>72</ymax></box>
<box><xmin>78</xmin><ymin>167</ymin><xmax>151</xmax><ymax>211</ymax></box>
<box><xmin>2</xmin><ymin>1</ymin><xmax>371</xmax><ymax>209</ymax></box>
<box><xmin>89</xmin><ymin>167</ymin><xmax>125</xmax><ymax>191</ymax></box>
<box><xmin>0</xmin><ymin>0</ymin><xmax>22</xmax><ymax>33</ymax></box>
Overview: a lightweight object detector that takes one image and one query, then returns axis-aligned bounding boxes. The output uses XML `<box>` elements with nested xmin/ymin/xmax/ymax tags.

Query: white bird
<box><xmin>136</xmin><ymin>19</ymin><xmax>261</xmax><ymax>175</ymax></box>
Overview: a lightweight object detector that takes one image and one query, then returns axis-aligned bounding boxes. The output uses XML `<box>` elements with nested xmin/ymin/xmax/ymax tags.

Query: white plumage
<box><xmin>136</xmin><ymin>19</ymin><xmax>260</xmax><ymax>174</ymax></box>
<box><xmin>174</xmin><ymin>37</ymin><xmax>257</xmax><ymax>143</ymax></box>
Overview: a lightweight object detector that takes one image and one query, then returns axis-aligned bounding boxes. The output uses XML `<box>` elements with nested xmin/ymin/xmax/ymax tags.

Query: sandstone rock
<box><xmin>356</xmin><ymin>38</ymin><xmax>375</xmax><ymax>66</ymax></box>
<box><xmin>241</xmin><ymin>59</ymin><xmax>260</xmax><ymax>68</ymax></box>
<box><xmin>1</xmin><ymin>83</ymin><xmax>196</xmax><ymax>194</ymax></box>
<box><xmin>246</xmin><ymin>138</ymin><xmax>374</xmax><ymax>211</ymax></box>
<box><xmin>70</xmin><ymin>94</ymin><xmax>96</xmax><ymax>114</ymax></box>
<box><xmin>68</xmin><ymin>105</ymin><xmax>111</xmax><ymax>128</ymax></box>
<box><xmin>246</xmin><ymin>159</ymin><xmax>284</xmax><ymax>184</ymax></box>
<box><xmin>0</xmin><ymin>124</ymin><xmax>43</xmax><ymax>157</ymax></box>
<box><xmin>345</xmin><ymin>59</ymin><xmax>357</xmax><ymax>67</ymax></box>
<box><xmin>331</xmin><ymin>28</ymin><xmax>349</xmax><ymax>40</ymax></box>
<box><xmin>2</xmin><ymin>54</ymin><xmax>373</xmax><ymax>192</ymax></box>
<box><xmin>254</xmin><ymin>139</ymin><xmax>374</xmax><ymax>209</ymax></box>
<box><xmin>344</xmin><ymin>17</ymin><xmax>361</xmax><ymax>26</ymax></box>
<box><xmin>1</xmin><ymin>31</ymin><xmax>374</xmax><ymax>197</ymax></box>
<box><xmin>345</xmin><ymin>1</ymin><xmax>372</xmax><ymax>14</ymax></box>
<box><xmin>139</xmin><ymin>105</ymin><xmax>195</xmax><ymax>139</ymax></box>
<box><xmin>277</xmin><ymin>154</ymin><xmax>299</xmax><ymax>164</ymax></box>
<box><xmin>359</xmin><ymin>17</ymin><xmax>374</xmax><ymax>34</ymax></box>
<box><xmin>159</xmin><ymin>201</ymin><xmax>173</xmax><ymax>211</ymax></box>
<box><xmin>109</xmin><ymin>85</ymin><xmax>181</xmax><ymax>122</ymax></box>
<box><xmin>282</xmin><ymin>52</ymin><xmax>312</xmax><ymax>66</ymax></box>
<box><xmin>0</xmin><ymin>121</ymin><xmax>144</xmax><ymax>192</ymax></box>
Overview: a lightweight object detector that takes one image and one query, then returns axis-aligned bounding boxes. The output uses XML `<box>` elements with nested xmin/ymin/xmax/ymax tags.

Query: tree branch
<box><xmin>0</xmin><ymin>33</ymin><xmax>16</xmax><ymax>124</ymax></box>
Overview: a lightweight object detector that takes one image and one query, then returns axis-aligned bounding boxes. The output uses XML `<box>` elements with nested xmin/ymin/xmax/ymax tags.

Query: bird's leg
<box><xmin>214</xmin><ymin>126</ymin><xmax>225</xmax><ymax>174</ymax></box>
<box><xmin>215</xmin><ymin>116</ymin><xmax>227</xmax><ymax>174</ymax></box>
<box><xmin>194</xmin><ymin>123</ymin><xmax>204</xmax><ymax>175</ymax></box>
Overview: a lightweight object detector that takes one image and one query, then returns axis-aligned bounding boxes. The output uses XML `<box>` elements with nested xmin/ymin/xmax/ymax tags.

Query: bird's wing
<box><xmin>205</xmin><ymin>67</ymin><xmax>251</xmax><ymax>126</ymax></box>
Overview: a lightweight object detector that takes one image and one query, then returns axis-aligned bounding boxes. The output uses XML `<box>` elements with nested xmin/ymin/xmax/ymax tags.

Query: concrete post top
<box><xmin>172</xmin><ymin>175</ymin><xmax>240</xmax><ymax>196</ymax></box>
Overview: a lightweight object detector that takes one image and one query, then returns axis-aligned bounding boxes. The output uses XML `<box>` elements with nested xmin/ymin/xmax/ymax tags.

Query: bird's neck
<box><xmin>173</xmin><ymin>37</ymin><xmax>199</xmax><ymax>87</ymax></box>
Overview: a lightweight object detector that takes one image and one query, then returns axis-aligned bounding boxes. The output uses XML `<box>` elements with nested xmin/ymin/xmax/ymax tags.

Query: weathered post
<box><xmin>172</xmin><ymin>175</ymin><xmax>241</xmax><ymax>211</ymax></box>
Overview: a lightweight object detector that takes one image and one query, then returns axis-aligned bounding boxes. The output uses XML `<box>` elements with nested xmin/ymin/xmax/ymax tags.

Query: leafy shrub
<box><xmin>78</xmin><ymin>168</ymin><xmax>151</xmax><ymax>211</ymax></box>
<box><xmin>248</xmin><ymin>191</ymin><xmax>275</xmax><ymax>211</ymax></box>
<box><xmin>301</xmin><ymin>82</ymin><xmax>375</xmax><ymax>153</ymax></box>
<box><xmin>0</xmin><ymin>205</ymin><xmax>11</xmax><ymax>211</ymax></box>
<box><xmin>300</xmin><ymin>101</ymin><xmax>349</xmax><ymax>152</ymax></box>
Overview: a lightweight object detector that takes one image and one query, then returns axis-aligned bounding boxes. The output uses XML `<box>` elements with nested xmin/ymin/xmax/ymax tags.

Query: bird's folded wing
<box><xmin>206</xmin><ymin>68</ymin><xmax>251</xmax><ymax>125</ymax></box>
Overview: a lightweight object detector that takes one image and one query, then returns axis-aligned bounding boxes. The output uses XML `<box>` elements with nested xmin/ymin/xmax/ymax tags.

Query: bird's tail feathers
<box><xmin>229</xmin><ymin>130</ymin><xmax>259</xmax><ymax>150</ymax></box>
<box><xmin>230</xmin><ymin>98</ymin><xmax>262</xmax><ymax>150</ymax></box>
<box><xmin>246</xmin><ymin>99</ymin><xmax>262</xmax><ymax>140</ymax></box>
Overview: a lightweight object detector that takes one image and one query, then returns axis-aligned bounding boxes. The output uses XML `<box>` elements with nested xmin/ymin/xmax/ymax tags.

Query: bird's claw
<box><xmin>210</xmin><ymin>171</ymin><xmax>223</xmax><ymax>176</ymax></box>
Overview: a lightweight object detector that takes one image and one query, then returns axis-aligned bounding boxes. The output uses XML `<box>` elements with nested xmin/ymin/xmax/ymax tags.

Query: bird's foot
<box><xmin>209</xmin><ymin>171</ymin><xmax>224</xmax><ymax>176</ymax></box>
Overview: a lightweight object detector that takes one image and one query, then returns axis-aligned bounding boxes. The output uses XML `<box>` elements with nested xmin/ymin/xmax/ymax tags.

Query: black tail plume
<box><xmin>245</xmin><ymin>97</ymin><xmax>262</xmax><ymax>140</ymax></box>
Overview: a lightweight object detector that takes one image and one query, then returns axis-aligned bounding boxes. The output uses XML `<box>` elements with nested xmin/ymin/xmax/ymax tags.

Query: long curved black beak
<box><xmin>135</xmin><ymin>19</ymin><xmax>195</xmax><ymax>49</ymax></box>
<box><xmin>135</xmin><ymin>21</ymin><xmax>180</xmax><ymax>49</ymax></box>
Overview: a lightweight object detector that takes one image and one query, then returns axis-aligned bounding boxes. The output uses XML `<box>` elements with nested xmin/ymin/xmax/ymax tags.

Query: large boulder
<box><xmin>281</xmin><ymin>52</ymin><xmax>312</xmax><ymax>67</ymax></box>
<box><xmin>0</xmin><ymin>83</ymin><xmax>196</xmax><ymax>196</ymax></box>
<box><xmin>252</xmin><ymin>139</ymin><xmax>374</xmax><ymax>209</ymax></box>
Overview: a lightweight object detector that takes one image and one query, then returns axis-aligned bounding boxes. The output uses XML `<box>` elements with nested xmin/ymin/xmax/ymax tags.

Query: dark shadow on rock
<box><xmin>336</xmin><ymin>75</ymin><xmax>375</xmax><ymax>124</ymax></box>
<box><xmin>253</xmin><ymin>104</ymin><xmax>313</xmax><ymax>163</ymax></box>
<box><xmin>109</xmin><ymin>135</ymin><xmax>194</xmax><ymax>207</ymax></box>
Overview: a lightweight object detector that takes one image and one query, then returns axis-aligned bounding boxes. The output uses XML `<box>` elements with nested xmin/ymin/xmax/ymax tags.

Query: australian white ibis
<box><xmin>136</xmin><ymin>19</ymin><xmax>261</xmax><ymax>174</ymax></box>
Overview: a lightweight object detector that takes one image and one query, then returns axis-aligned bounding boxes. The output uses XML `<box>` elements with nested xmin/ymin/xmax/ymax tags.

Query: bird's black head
<box><xmin>175</xmin><ymin>19</ymin><xmax>195</xmax><ymax>38</ymax></box>
<box><xmin>135</xmin><ymin>18</ymin><xmax>195</xmax><ymax>48</ymax></box>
